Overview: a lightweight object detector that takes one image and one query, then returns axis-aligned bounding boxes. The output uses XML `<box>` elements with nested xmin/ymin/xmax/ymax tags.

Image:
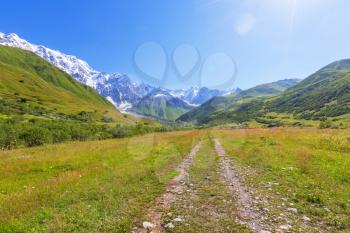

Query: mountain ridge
<box><xmin>177</xmin><ymin>78</ymin><xmax>302</xmax><ymax>124</ymax></box>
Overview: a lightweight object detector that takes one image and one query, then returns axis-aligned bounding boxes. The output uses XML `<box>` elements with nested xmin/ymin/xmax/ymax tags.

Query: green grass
<box><xmin>133</xmin><ymin>99</ymin><xmax>191</xmax><ymax>121</ymax></box>
<box><xmin>2</xmin><ymin>128</ymin><xmax>350</xmax><ymax>232</ymax></box>
<box><xmin>0</xmin><ymin>131</ymin><xmax>202</xmax><ymax>232</ymax></box>
<box><xmin>212</xmin><ymin>128</ymin><xmax>350</xmax><ymax>231</ymax></box>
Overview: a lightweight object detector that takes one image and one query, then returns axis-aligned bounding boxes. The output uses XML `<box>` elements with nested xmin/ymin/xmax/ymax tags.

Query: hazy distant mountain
<box><xmin>169</xmin><ymin>87</ymin><xmax>236</xmax><ymax>106</ymax></box>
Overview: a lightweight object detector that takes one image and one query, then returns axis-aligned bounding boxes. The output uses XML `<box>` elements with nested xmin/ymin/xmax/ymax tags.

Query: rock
<box><xmin>279</xmin><ymin>224</ymin><xmax>292</xmax><ymax>230</ymax></box>
<box><xmin>165</xmin><ymin>222</ymin><xmax>175</xmax><ymax>228</ymax></box>
<box><xmin>302</xmin><ymin>216</ymin><xmax>311</xmax><ymax>222</ymax></box>
<box><xmin>174</xmin><ymin>216</ymin><xmax>183</xmax><ymax>222</ymax></box>
<box><xmin>287</xmin><ymin>207</ymin><xmax>298</xmax><ymax>213</ymax></box>
<box><xmin>260</xmin><ymin>230</ymin><xmax>271</xmax><ymax>233</ymax></box>
<box><xmin>262</xmin><ymin>208</ymin><xmax>269</xmax><ymax>213</ymax></box>
<box><xmin>142</xmin><ymin>221</ymin><xmax>154</xmax><ymax>229</ymax></box>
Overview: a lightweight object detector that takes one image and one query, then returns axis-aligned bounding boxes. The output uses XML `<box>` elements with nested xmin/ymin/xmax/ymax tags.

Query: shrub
<box><xmin>51</xmin><ymin>129</ymin><xmax>71</xmax><ymax>143</ymax></box>
<box><xmin>0</xmin><ymin>125</ymin><xmax>19</xmax><ymax>150</ymax></box>
<box><xmin>111</xmin><ymin>125</ymin><xmax>130</xmax><ymax>138</ymax></box>
<box><xmin>319</xmin><ymin>120</ymin><xmax>332</xmax><ymax>129</ymax></box>
<box><xmin>102</xmin><ymin>116</ymin><xmax>114</xmax><ymax>123</ymax></box>
<box><xmin>21</xmin><ymin>126</ymin><xmax>52</xmax><ymax>147</ymax></box>
<box><xmin>71</xmin><ymin>126</ymin><xmax>91</xmax><ymax>141</ymax></box>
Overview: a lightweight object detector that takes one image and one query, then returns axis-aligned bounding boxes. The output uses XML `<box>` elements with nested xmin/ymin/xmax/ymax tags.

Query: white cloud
<box><xmin>234</xmin><ymin>13</ymin><xmax>256</xmax><ymax>35</ymax></box>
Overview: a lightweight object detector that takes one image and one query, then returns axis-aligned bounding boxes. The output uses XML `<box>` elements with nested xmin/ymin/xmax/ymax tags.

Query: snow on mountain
<box><xmin>169</xmin><ymin>87</ymin><xmax>233</xmax><ymax>106</ymax></box>
<box><xmin>0</xmin><ymin>32</ymin><xmax>99</xmax><ymax>84</ymax></box>
<box><xmin>94</xmin><ymin>73</ymin><xmax>154</xmax><ymax>112</ymax></box>
<box><xmin>0</xmin><ymin>32</ymin><xmax>238</xmax><ymax>113</ymax></box>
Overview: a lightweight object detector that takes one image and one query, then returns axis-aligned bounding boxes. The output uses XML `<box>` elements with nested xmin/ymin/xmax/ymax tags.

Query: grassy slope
<box><xmin>133</xmin><ymin>97</ymin><xmax>192</xmax><ymax>121</ymax></box>
<box><xmin>237</xmin><ymin>78</ymin><xmax>301</xmax><ymax>99</ymax></box>
<box><xmin>269</xmin><ymin>59</ymin><xmax>350</xmax><ymax>117</ymax></box>
<box><xmin>0</xmin><ymin>130</ymin><xmax>202</xmax><ymax>232</ymax></box>
<box><xmin>0</xmin><ymin>45</ymin><xmax>129</xmax><ymax>123</ymax></box>
<box><xmin>213</xmin><ymin>128</ymin><xmax>350</xmax><ymax>231</ymax></box>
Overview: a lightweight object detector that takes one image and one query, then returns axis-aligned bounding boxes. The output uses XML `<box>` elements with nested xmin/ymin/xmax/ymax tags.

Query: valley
<box><xmin>1</xmin><ymin>16</ymin><xmax>350</xmax><ymax>233</ymax></box>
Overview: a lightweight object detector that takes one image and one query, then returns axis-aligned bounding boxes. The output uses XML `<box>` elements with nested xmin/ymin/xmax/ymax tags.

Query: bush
<box><xmin>51</xmin><ymin>129</ymin><xmax>71</xmax><ymax>143</ymax></box>
<box><xmin>21</xmin><ymin>126</ymin><xmax>52</xmax><ymax>147</ymax></box>
<box><xmin>71</xmin><ymin>126</ymin><xmax>91</xmax><ymax>141</ymax></box>
<box><xmin>111</xmin><ymin>125</ymin><xmax>130</xmax><ymax>138</ymax></box>
<box><xmin>102</xmin><ymin>116</ymin><xmax>114</xmax><ymax>123</ymax></box>
<box><xmin>319</xmin><ymin>120</ymin><xmax>333</xmax><ymax>129</ymax></box>
<box><xmin>0</xmin><ymin>115</ymin><xmax>173</xmax><ymax>149</ymax></box>
<box><xmin>0</xmin><ymin>125</ymin><xmax>19</xmax><ymax>150</ymax></box>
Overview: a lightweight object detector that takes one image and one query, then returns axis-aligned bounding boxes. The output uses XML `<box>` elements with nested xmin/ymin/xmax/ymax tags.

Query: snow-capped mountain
<box><xmin>0</xmin><ymin>32</ymin><xmax>99</xmax><ymax>85</ymax></box>
<box><xmin>170</xmin><ymin>87</ymin><xmax>225</xmax><ymax>105</ymax></box>
<box><xmin>94</xmin><ymin>73</ymin><xmax>154</xmax><ymax>111</ymax></box>
<box><xmin>169</xmin><ymin>87</ymin><xmax>241</xmax><ymax>105</ymax></box>
<box><xmin>0</xmin><ymin>32</ymin><xmax>146</xmax><ymax>111</ymax></box>
<box><xmin>0</xmin><ymin>32</ymin><xmax>237</xmax><ymax>114</ymax></box>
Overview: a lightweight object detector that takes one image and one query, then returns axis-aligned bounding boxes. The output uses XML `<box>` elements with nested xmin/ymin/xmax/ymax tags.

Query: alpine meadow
<box><xmin>1</xmin><ymin>1</ymin><xmax>350</xmax><ymax>233</ymax></box>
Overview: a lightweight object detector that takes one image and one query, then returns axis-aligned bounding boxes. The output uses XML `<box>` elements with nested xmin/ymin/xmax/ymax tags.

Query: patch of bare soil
<box><xmin>132</xmin><ymin>142</ymin><xmax>201</xmax><ymax>233</ymax></box>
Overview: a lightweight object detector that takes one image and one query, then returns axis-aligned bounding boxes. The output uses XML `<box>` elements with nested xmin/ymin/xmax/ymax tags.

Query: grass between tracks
<box><xmin>163</xmin><ymin>135</ymin><xmax>249</xmax><ymax>232</ymax></box>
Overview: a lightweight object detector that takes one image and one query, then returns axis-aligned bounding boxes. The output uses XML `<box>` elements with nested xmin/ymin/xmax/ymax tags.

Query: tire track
<box><xmin>214</xmin><ymin>139</ymin><xmax>272</xmax><ymax>233</ymax></box>
<box><xmin>132</xmin><ymin>142</ymin><xmax>201</xmax><ymax>233</ymax></box>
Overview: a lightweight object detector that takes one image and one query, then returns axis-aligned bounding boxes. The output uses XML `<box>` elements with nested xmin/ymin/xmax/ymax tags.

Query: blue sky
<box><xmin>1</xmin><ymin>0</ymin><xmax>350</xmax><ymax>90</ymax></box>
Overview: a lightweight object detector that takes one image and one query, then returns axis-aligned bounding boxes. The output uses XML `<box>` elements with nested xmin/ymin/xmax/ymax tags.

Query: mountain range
<box><xmin>178</xmin><ymin>60</ymin><xmax>350</xmax><ymax>126</ymax></box>
<box><xmin>178</xmin><ymin>79</ymin><xmax>301</xmax><ymax>124</ymax></box>
<box><xmin>4</xmin><ymin>32</ymin><xmax>346</xmax><ymax>126</ymax></box>
<box><xmin>0</xmin><ymin>32</ymin><xmax>236</xmax><ymax>119</ymax></box>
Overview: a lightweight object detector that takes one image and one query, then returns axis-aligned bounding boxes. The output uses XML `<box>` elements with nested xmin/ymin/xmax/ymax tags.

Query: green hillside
<box><xmin>0</xmin><ymin>45</ymin><xmax>126</xmax><ymax>123</ymax></box>
<box><xmin>177</xmin><ymin>79</ymin><xmax>300</xmax><ymax>125</ymax></box>
<box><xmin>179</xmin><ymin>60</ymin><xmax>350</xmax><ymax>127</ymax></box>
<box><xmin>133</xmin><ymin>90</ymin><xmax>193</xmax><ymax>121</ymax></box>
<box><xmin>268</xmin><ymin>60</ymin><xmax>350</xmax><ymax>118</ymax></box>
<box><xmin>237</xmin><ymin>79</ymin><xmax>301</xmax><ymax>98</ymax></box>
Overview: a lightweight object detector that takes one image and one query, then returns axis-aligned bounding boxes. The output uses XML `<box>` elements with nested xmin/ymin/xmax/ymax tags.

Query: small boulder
<box><xmin>279</xmin><ymin>224</ymin><xmax>292</xmax><ymax>230</ymax></box>
<box><xmin>174</xmin><ymin>216</ymin><xmax>183</xmax><ymax>222</ymax></box>
<box><xmin>287</xmin><ymin>207</ymin><xmax>298</xmax><ymax>213</ymax></box>
<box><xmin>165</xmin><ymin>222</ymin><xmax>175</xmax><ymax>228</ymax></box>
<box><xmin>142</xmin><ymin>221</ymin><xmax>154</xmax><ymax>229</ymax></box>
